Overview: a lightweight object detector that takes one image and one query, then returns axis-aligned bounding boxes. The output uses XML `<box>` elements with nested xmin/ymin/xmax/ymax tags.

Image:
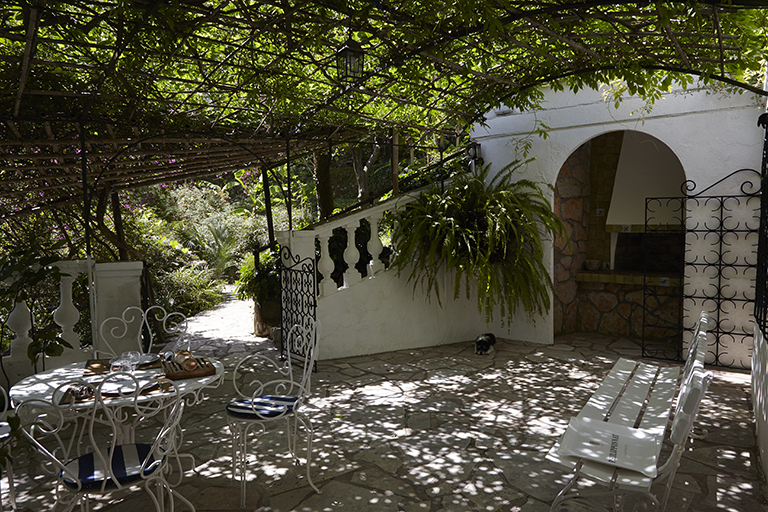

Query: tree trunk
<box><xmin>351</xmin><ymin>143</ymin><xmax>380</xmax><ymax>202</ymax></box>
<box><xmin>110</xmin><ymin>191</ymin><xmax>128</xmax><ymax>260</ymax></box>
<box><xmin>313</xmin><ymin>148</ymin><xmax>334</xmax><ymax>219</ymax></box>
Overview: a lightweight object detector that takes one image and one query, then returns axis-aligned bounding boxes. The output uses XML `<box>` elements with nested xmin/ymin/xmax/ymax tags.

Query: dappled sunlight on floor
<box><xmin>6</xmin><ymin>331</ymin><xmax>766</xmax><ymax>511</ymax></box>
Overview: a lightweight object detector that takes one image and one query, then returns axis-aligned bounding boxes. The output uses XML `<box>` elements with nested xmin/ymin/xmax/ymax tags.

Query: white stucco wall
<box><xmin>474</xmin><ymin>86</ymin><xmax>763</xmax><ymax>194</ymax></box>
<box><xmin>316</xmin><ymin>263</ymin><xmax>547</xmax><ymax>360</ymax></box>
<box><xmin>471</xmin><ymin>83</ymin><xmax>765</xmax><ymax>345</ymax></box>
<box><xmin>753</xmin><ymin>326</ymin><xmax>768</xmax><ymax>487</ymax></box>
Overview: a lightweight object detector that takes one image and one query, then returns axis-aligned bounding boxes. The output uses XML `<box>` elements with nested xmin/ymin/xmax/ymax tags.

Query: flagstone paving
<box><xmin>5</xmin><ymin>291</ymin><xmax>766</xmax><ymax>511</ymax></box>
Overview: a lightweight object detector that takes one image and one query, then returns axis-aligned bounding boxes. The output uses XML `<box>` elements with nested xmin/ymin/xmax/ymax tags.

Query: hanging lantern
<box><xmin>466</xmin><ymin>142</ymin><xmax>481</xmax><ymax>160</ymax></box>
<box><xmin>336</xmin><ymin>38</ymin><xmax>365</xmax><ymax>82</ymax></box>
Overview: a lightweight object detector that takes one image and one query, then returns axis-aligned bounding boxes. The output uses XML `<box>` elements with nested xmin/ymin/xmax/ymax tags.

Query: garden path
<box><xmin>6</xmin><ymin>288</ymin><xmax>765</xmax><ymax>511</ymax></box>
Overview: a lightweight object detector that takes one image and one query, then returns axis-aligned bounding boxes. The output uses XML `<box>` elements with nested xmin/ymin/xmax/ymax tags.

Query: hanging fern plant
<box><xmin>390</xmin><ymin>160</ymin><xmax>566</xmax><ymax>325</ymax></box>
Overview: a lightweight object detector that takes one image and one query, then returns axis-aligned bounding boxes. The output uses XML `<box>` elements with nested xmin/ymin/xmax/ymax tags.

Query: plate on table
<box><xmin>100</xmin><ymin>378</ymin><xmax>158</xmax><ymax>397</ymax></box>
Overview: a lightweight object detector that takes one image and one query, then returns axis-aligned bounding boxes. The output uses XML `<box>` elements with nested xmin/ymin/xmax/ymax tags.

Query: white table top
<box><xmin>10</xmin><ymin>358</ymin><xmax>224</xmax><ymax>408</ymax></box>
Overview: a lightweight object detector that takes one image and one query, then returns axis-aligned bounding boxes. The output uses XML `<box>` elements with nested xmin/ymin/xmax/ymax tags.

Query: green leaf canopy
<box><xmin>0</xmin><ymin>0</ymin><xmax>766</xmax><ymax>219</ymax></box>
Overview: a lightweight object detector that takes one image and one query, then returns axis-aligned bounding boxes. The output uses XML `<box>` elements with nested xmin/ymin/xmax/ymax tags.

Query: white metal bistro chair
<box><xmin>97</xmin><ymin>305</ymin><xmax>189</xmax><ymax>359</ymax></box>
<box><xmin>16</xmin><ymin>372</ymin><xmax>194</xmax><ymax>512</ymax></box>
<box><xmin>0</xmin><ymin>385</ymin><xmax>16</xmax><ymax>510</ymax></box>
<box><xmin>225</xmin><ymin>318</ymin><xmax>321</xmax><ymax>506</ymax></box>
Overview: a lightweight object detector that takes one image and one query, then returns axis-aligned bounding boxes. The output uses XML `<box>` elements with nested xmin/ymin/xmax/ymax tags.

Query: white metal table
<box><xmin>10</xmin><ymin>357</ymin><xmax>224</xmax><ymax>443</ymax></box>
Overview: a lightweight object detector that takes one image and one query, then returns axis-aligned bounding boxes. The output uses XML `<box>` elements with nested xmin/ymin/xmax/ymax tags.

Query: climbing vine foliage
<box><xmin>390</xmin><ymin>161</ymin><xmax>566</xmax><ymax>326</ymax></box>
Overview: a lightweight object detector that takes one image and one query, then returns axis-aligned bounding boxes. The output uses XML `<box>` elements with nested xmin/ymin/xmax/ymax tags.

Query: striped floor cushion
<box><xmin>61</xmin><ymin>444</ymin><xmax>159</xmax><ymax>490</ymax></box>
<box><xmin>226</xmin><ymin>395</ymin><xmax>297</xmax><ymax>420</ymax></box>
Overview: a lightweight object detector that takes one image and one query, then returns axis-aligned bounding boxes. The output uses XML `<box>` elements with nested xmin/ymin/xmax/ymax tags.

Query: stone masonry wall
<box><xmin>577</xmin><ymin>281</ymin><xmax>682</xmax><ymax>338</ymax></box>
<box><xmin>553</xmin><ymin>143</ymin><xmax>590</xmax><ymax>335</ymax></box>
<box><xmin>587</xmin><ymin>131</ymin><xmax>624</xmax><ymax>264</ymax></box>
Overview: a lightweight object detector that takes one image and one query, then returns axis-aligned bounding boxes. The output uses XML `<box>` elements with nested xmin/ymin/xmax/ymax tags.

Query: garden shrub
<box><xmin>153</xmin><ymin>266</ymin><xmax>223</xmax><ymax>318</ymax></box>
<box><xmin>235</xmin><ymin>250</ymin><xmax>280</xmax><ymax>305</ymax></box>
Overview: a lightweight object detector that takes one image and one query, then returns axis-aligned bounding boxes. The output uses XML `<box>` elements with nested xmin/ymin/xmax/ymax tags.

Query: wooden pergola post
<box><xmin>392</xmin><ymin>130</ymin><xmax>399</xmax><ymax>196</ymax></box>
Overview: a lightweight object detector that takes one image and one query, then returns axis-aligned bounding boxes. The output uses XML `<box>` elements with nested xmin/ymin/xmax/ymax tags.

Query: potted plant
<box><xmin>235</xmin><ymin>249</ymin><xmax>281</xmax><ymax>337</ymax></box>
<box><xmin>390</xmin><ymin>160</ymin><xmax>566</xmax><ymax>326</ymax></box>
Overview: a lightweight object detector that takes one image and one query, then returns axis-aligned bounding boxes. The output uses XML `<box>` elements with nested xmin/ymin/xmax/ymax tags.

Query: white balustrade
<box><xmin>2</xmin><ymin>259</ymin><xmax>144</xmax><ymax>385</ymax></box>
<box><xmin>6</xmin><ymin>299</ymin><xmax>32</xmax><ymax>357</ymax></box>
<box><xmin>367</xmin><ymin>213</ymin><xmax>385</xmax><ymax>275</ymax></box>
<box><xmin>317</xmin><ymin>234</ymin><xmax>336</xmax><ymax>297</ymax></box>
<box><xmin>343</xmin><ymin>220</ymin><xmax>362</xmax><ymax>288</ymax></box>
<box><xmin>53</xmin><ymin>260</ymin><xmax>88</xmax><ymax>347</ymax></box>
<box><xmin>277</xmin><ymin>193</ymin><xmax>417</xmax><ymax>298</ymax></box>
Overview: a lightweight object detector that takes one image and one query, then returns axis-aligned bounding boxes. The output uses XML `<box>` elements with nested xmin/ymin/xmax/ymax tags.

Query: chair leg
<box><xmin>168</xmin><ymin>451</ymin><xmax>196</xmax><ymax>487</ymax></box>
<box><xmin>285</xmin><ymin>416</ymin><xmax>297</xmax><ymax>459</ymax></box>
<box><xmin>5</xmin><ymin>458</ymin><xmax>15</xmax><ymax>511</ymax></box>
<box><xmin>238</xmin><ymin>427</ymin><xmax>248</xmax><ymax>508</ymax></box>
<box><xmin>53</xmin><ymin>487</ymin><xmax>79</xmax><ymax>512</ymax></box>
<box><xmin>168</xmin><ymin>486</ymin><xmax>197</xmax><ymax>512</ymax></box>
<box><xmin>295</xmin><ymin>414</ymin><xmax>321</xmax><ymax>494</ymax></box>
<box><xmin>167</xmin><ymin>424</ymin><xmax>196</xmax><ymax>487</ymax></box>
<box><xmin>145</xmin><ymin>476</ymin><xmax>197</xmax><ymax>512</ymax></box>
<box><xmin>228</xmin><ymin>419</ymin><xmax>251</xmax><ymax>508</ymax></box>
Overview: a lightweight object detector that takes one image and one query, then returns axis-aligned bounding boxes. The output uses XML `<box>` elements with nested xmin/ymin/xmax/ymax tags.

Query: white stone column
<box><xmin>343</xmin><ymin>222</ymin><xmax>361</xmax><ymax>287</ymax></box>
<box><xmin>4</xmin><ymin>299</ymin><xmax>35</xmax><ymax>384</ymax></box>
<box><xmin>317</xmin><ymin>234</ymin><xmax>337</xmax><ymax>297</ymax></box>
<box><xmin>53</xmin><ymin>260</ymin><xmax>87</xmax><ymax>347</ymax></box>
<box><xmin>367</xmin><ymin>214</ymin><xmax>385</xmax><ymax>275</ymax></box>
<box><xmin>7</xmin><ymin>300</ymin><xmax>32</xmax><ymax>360</ymax></box>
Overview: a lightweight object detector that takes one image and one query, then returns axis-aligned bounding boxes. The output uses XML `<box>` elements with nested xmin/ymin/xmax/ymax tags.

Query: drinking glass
<box><xmin>110</xmin><ymin>358</ymin><xmax>127</xmax><ymax>373</ymax></box>
<box><xmin>123</xmin><ymin>351</ymin><xmax>141</xmax><ymax>373</ymax></box>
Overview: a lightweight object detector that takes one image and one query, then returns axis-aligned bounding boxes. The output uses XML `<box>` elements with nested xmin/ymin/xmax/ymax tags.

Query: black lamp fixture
<box><xmin>466</xmin><ymin>141</ymin><xmax>481</xmax><ymax>160</ymax></box>
<box><xmin>336</xmin><ymin>37</ymin><xmax>365</xmax><ymax>82</ymax></box>
<box><xmin>466</xmin><ymin>141</ymin><xmax>482</xmax><ymax>170</ymax></box>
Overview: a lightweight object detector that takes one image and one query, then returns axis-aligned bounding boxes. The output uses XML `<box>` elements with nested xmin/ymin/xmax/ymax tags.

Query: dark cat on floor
<box><xmin>474</xmin><ymin>332</ymin><xmax>496</xmax><ymax>355</ymax></box>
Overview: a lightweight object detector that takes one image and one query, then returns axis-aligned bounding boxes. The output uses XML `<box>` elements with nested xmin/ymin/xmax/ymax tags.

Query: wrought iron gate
<box><xmin>279</xmin><ymin>246</ymin><xmax>317</xmax><ymax>362</ymax></box>
<box><xmin>643</xmin><ymin>169</ymin><xmax>761</xmax><ymax>369</ymax></box>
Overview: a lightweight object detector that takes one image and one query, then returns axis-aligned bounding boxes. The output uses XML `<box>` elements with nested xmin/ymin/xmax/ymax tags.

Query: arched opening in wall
<box><xmin>553</xmin><ymin>131</ymin><xmax>685</xmax><ymax>338</ymax></box>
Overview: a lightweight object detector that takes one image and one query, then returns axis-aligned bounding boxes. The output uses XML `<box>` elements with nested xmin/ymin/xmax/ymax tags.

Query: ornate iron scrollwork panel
<box><xmin>644</xmin><ymin>169</ymin><xmax>760</xmax><ymax>369</ymax></box>
<box><xmin>279</xmin><ymin>246</ymin><xmax>317</xmax><ymax>365</ymax></box>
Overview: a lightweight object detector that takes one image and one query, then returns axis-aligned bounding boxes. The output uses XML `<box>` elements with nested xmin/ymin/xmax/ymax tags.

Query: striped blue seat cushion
<box><xmin>61</xmin><ymin>444</ymin><xmax>159</xmax><ymax>490</ymax></box>
<box><xmin>226</xmin><ymin>395</ymin><xmax>297</xmax><ymax>420</ymax></box>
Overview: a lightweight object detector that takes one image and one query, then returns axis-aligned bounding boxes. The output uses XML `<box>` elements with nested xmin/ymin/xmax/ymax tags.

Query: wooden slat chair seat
<box><xmin>548</xmin><ymin>311</ymin><xmax>716</xmax><ymax>512</ymax></box>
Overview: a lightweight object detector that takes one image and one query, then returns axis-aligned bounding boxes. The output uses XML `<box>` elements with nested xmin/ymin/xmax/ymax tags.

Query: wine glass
<box><xmin>123</xmin><ymin>351</ymin><xmax>141</xmax><ymax>373</ymax></box>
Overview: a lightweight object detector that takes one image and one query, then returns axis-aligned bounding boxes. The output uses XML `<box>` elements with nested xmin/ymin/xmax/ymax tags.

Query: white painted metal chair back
<box><xmin>97</xmin><ymin>305</ymin><xmax>189</xmax><ymax>359</ymax></box>
<box><xmin>658</xmin><ymin>368</ymin><xmax>714</xmax><ymax>511</ymax></box>
<box><xmin>0</xmin><ymin>385</ymin><xmax>17</xmax><ymax>510</ymax></box>
<box><xmin>226</xmin><ymin>317</ymin><xmax>321</xmax><ymax>506</ymax></box>
<box><xmin>676</xmin><ymin>311</ymin><xmax>710</xmax><ymax>420</ymax></box>
<box><xmin>16</xmin><ymin>373</ymin><xmax>193</xmax><ymax>512</ymax></box>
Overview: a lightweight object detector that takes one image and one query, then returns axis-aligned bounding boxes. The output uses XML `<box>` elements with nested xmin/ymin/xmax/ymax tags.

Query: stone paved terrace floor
<box><xmin>5</xmin><ymin>291</ymin><xmax>766</xmax><ymax>511</ymax></box>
